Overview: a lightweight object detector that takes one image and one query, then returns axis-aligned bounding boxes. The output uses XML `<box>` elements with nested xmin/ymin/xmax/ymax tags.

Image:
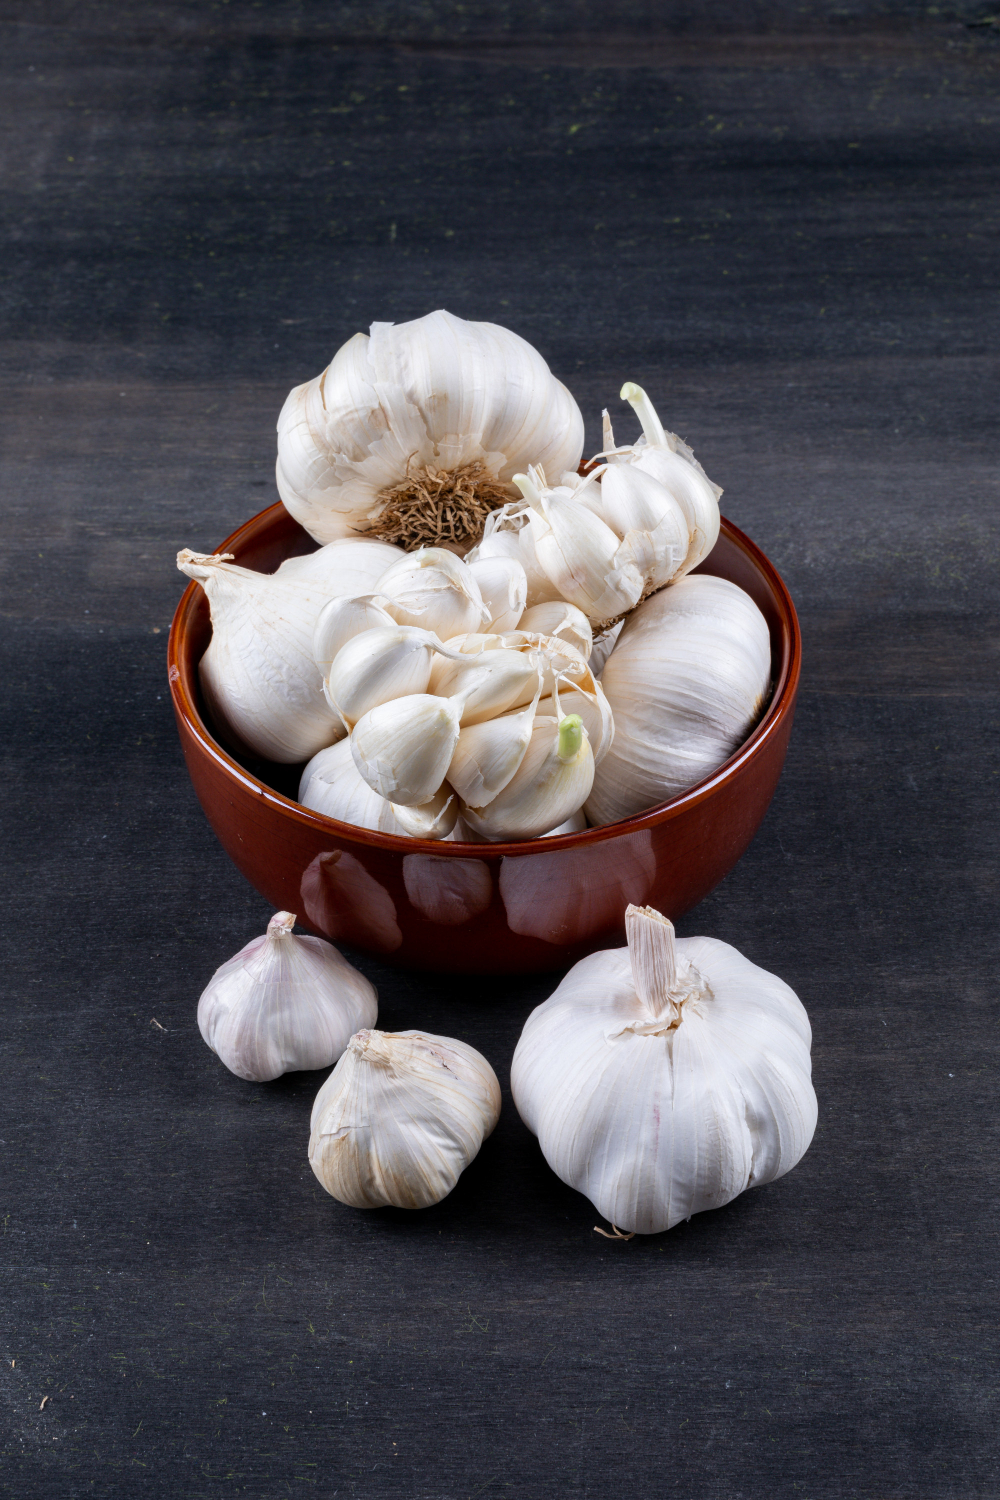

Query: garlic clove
<box><xmin>599</xmin><ymin>464</ymin><xmax>689</xmax><ymax>591</ymax></box>
<box><xmin>300</xmin><ymin>850</ymin><xmax>403</xmax><ymax>953</ymax></box>
<box><xmin>466</xmin><ymin>506</ymin><xmax>565</xmax><ymax>609</ymax></box>
<box><xmin>402</xmin><ymin>854</ymin><xmax>493</xmax><ymax>925</ymax></box>
<box><xmin>197</xmin><ymin>910</ymin><xmax>378</xmax><ymax>1082</ymax></box>
<box><xmin>299</xmin><ymin>738</ymin><xmax>415</xmax><ymax>838</ymax></box>
<box><xmin>466</xmin><ymin>554</ymin><xmax>528</xmax><ymax>632</ymax></box>
<box><xmin>389</xmin><ymin>784</ymin><xmax>459</xmax><ymax>840</ymax></box>
<box><xmin>514</xmin><ymin>473</ymin><xmax>644</xmax><ymax>627</ymax></box>
<box><xmin>177</xmin><ymin>549</ymin><xmax>344</xmax><ymax>764</ymax></box>
<box><xmin>323</xmin><ymin>624</ymin><xmax>442</xmax><ymax>729</ymax></box>
<box><xmin>446</xmin><ymin>694</ymin><xmax>539</xmax><ymax>809</ymax></box>
<box><xmin>375</xmin><ymin>547</ymin><xmax>491</xmax><ymax>639</ymax></box>
<box><xmin>517</xmin><ymin>601</ymin><xmax>593</xmax><ymax>661</ymax></box>
<box><xmin>510</xmin><ymin>904</ymin><xmax>817</xmax><ymax>1234</ymax></box>
<box><xmin>350</xmin><ymin>692</ymin><xmax>464</xmax><ymax>806</ymax></box>
<box><xmin>427</xmin><ymin>648</ymin><xmax>539</xmax><ymax>726</ymax></box>
<box><xmin>309</xmin><ymin>1028</ymin><xmax>502</xmax><ymax>1210</ymax></box>
<box><xmin>313</xmin><ymin>595</ymin><xmax>397</xmax><ymax>676</ymax></box>
<box><xmin>460</xmin><ymin>711</ymin><xmax>595</xmax><ymax>841</ymax></box>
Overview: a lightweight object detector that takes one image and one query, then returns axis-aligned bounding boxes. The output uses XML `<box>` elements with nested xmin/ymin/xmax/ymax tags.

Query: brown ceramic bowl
<box><xmin>168</xmin><ymin>503</ymin><xmax>800</xmax><ymax>973</ymax></box>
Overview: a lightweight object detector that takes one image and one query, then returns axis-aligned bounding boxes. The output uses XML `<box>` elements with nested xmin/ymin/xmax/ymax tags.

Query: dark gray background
<box><xmin>2</xmin><ymin>3</ymin><xmax>998</xmax><ymax>1496</ymax></box>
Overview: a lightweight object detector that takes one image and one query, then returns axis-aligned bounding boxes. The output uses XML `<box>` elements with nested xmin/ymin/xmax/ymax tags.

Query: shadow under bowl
<box><xmin>168</xmin><ymin>504</ymin><xmax>801</xmax><ymax>974</ymax></box>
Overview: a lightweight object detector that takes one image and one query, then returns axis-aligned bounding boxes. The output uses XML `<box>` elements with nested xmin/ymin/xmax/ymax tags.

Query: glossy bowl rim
<box><xmin>168</xmin><ymin>503</ymin><xmax>801</xmax><ymax>859</ymax></box>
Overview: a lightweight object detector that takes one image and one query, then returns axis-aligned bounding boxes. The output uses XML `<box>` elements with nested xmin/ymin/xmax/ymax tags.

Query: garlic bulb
<box><xmin>585</xmin><ymin>574</ymin><xmax>771</xmax><ymax>826</ymax></box>
<box><xmin>374</xmin><ymin>547</ymin><xmax>491</xmax><ymax>639</ymax></box>
<box><xmin>309</xmin><ymin>1029</ymin><xmax>502</xmax><ymax>1209</ymax></box>
<box><xmin>177</xmin><ymin>550</ymin><xmax>343</xmax><ymax>763</ymax></box>
<box><xmin>511</xmin><ymin>905</ymin><xmax>817</xmax><ymax>1233</ymax></box>
<box><xmin>300</xmin><ymin>850</ymin><xmax>402</xmax><ymax>953</ymax></box>
<box><xmin>197</xmin><ymin>911</ymin><xmax>377</xmax><ymax>1082</ymax></box>
<box><xmin>276</xmin><ymin>310</ymin><xmax>584</xmax><ymax>550</ymax></box>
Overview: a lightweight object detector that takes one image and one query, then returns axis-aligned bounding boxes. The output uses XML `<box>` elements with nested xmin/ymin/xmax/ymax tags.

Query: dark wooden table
<box><xmin>3</xmin><ymin>4</ymin><xmax>998</xmax><ymax>1495</ymax></box>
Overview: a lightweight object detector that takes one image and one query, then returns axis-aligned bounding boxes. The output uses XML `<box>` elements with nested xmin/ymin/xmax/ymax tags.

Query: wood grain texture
<box><xmin>1</xmin><ymin>3</ymin><xmax>998</xmax><ymax>1496</ymax></box>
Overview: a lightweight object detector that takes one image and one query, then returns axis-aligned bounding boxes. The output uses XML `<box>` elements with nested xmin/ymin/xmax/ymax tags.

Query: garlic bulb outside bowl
<box><xmin>198</xmin><ymin>911</ymin><xmax>377</xmax><ymax>1082</ymax></box>
<box><xmin>169</xmin><ymin>501</ymin><xmax>800</xmax><ymax>973</ymax></box>
<box><xmin>309</xmin><ymin>1029</ymin><xmax>501</xmax><ymax>1209</ymax></box>
<box><xmin>511</xmin><ymin>905</ymin><xmax>817</xmax><ymax>1234</ymax></box>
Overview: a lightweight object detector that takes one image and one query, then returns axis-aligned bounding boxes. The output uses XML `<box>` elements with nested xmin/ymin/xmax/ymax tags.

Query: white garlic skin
<box><xmin>309</xmin><ymin>1029</ymin><xmax>501</xmax><ymax>1210</ymax></box>
<box><xmin>585</xmin><ymin>574</ymin><xmax>771</xmax><ymax>826</ymax></box>
<box><xmin>511</xmin><ymin>910</ymin><xmax>816</xmax><ymax>1234</ymax></box>
<box><xmin>375</xmin><ymin>548</ymin><xmax>490</xmax><ymax>640</ymax></box>
<box><xmin>198</xmin><ymin>912</ymin><xmax>377</xmax><ymax>1083</ymax></box>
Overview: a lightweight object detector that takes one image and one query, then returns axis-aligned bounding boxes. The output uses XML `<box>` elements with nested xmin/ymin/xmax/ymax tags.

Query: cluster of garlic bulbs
<box><xmin>179</xmin><ymin>310</ymin><xmax>778</xmax><ymax>837</ymax></box>
<box><xmin>194</xmin><ymin>905</ymin><xmax>815</xmax><ymax>1232</ymax></box>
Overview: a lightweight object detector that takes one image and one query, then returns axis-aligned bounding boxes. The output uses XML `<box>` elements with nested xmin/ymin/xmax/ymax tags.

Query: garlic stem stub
<box><xmin>510</xmin><ymin>905</ymin><xmax>817</xmax><ymax>1233</ymax></box>
<box><xmin>309</xmin><ymin>1029</ymin><xmax>502</xmax><ymax>1209</ymax></box>
<box><xmin>275</xmin><ymin>309</ymin><xmax>584</xmax><ymax>550</ymax></box>
<box><xmin>197</xmin><ymin>911</ymin><xmax>378</xmax><ymax>1082</ymax></box>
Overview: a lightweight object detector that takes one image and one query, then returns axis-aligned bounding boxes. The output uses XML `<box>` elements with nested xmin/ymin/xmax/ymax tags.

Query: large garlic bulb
<box><xmin>276</xmin><ymin>310</ymin><xmax>584</xmax><ymax>551</ymax></box>
<box><xmin>197</xmin><ymin>911</ymin><xmax>377</xmax><ymax>1082</ymax></box>
<box><xmin>585</xmin><ymin>574</ymin><xmax>771</xmax><ymax>826</ymax></box>
<box><xmin>511</xmin><ymin>905</ymin><xmax>817</xmax><ymax>1234</ymax></box>
<box><xmin>177</xmin><ymin>549</ymin><xmax>346</xmax><ymax>763</ymax></box>
<box><xmin>309</xmin><ymin>1029</ymin><xmax>501</xmax><ymax>1209</ymax></box>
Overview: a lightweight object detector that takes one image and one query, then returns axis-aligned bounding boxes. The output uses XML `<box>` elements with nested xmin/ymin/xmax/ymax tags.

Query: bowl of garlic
<box><xmin>168</xmin><ymin>313</ymin><xmax>801</xmax><ymax>973</ymax></box>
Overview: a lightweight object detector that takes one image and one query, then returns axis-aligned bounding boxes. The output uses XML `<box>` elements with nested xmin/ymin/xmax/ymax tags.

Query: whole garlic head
<box><xmin>197</xmin><ymin>911</ymin><xmax>378</xmax><ymax>1082</ymax></box>
<box><xmin>276</xmin><ymin>310</ymin><xmax>584</xmax><ymax>551</ymax></box>
<box><xmin>511</xmin><ymin>905</ymin><xmax>817</xmax><ymax>1234</ymax></box>
<box><xmin>309</xmin><ymin>1029</ymin><xmax>501</xmax><ymax>1209</ymax></box>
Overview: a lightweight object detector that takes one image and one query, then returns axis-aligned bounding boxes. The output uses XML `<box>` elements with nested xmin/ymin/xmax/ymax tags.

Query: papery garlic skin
<box><xmin>276</xmin><ymin>310</ymin><xmax>584</xmax><ymax>550</ymax></box>
<box><xmin>177</xmin><ymin>550</ymin><xmax>343</xmax><ymax>763</ymax></box>
<box><xmin>517</xmin><ymin>600</ymin><xmax>593</xmax><ymax>661</ymax></box>
<box><xmin>511</xmin><ymin>905</ymin><xmax>816</xmax><ymax>1233</ymax></box>
<box><xmin>198</xmin><ymin>911</ymin><xmax>377</xmax><ymax>1082</ymax></box>
<box><xmin>375</xmin><ymin>548</ymin><xmax>490</xmax><ymax>640</ymax></box>
<box><xmin>585</xmin><ymin>574</ymin><xmax>771</xmax><ymax>826</ymax></box>
<box><xmin>309</xmin><ymin>1029</ymin><xmax>501</xmax><ymax>1210</ymax></box>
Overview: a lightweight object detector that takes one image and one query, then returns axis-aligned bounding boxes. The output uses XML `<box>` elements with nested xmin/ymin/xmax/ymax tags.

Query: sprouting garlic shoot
<box><xmin>585</xmin><ymin>574</ymin><xmax>771</xmax><ymax>826</ymax></box>
<box><xmin>374</xmin><ymin>547</ymin><xmax>491</xmax><ymax>640</ymax></box>
<box><xmin>276</xmin><ymin>310</ymin><xmax>584</xmax><ymax>551</ymax></box>
<box><xmin>177</xmin><ymin>550</ymin><xmax>344</xmax><ymax>763</ymax></box>
<box><xmin>309</xmin><ymin>1029</ymin><xmax>502</xmax><ymax>1210</ymax></box>
<box><xmin>197</xmin><ymin>911</ymin><xmax>378</xmax><ymax>1082</ymax></box>
<box><xmin>510</xmin><ymin>905</ymin><xmax>817</xmax><ymax>1233</ymax></box>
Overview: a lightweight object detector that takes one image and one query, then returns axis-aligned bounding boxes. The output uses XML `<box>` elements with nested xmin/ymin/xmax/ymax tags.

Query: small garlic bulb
<box><xmin>511</xmin><ymin>905</ymin><xmax>817</xmax><ymax>1234</ymax></box>
<box><xmin>309</xmin><ymin>1029</ymin><xmax>501</xmax><ymax>1209</ymax></box>
<box><xmin>197</xmin><ymin>911</ymin><xmax>377</xmax><ymax>1082</ymax></box>
<box><xmin>585</xmin><ymin>574</ymin><xmax>771</xmax><ymax>826</ymax></box>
